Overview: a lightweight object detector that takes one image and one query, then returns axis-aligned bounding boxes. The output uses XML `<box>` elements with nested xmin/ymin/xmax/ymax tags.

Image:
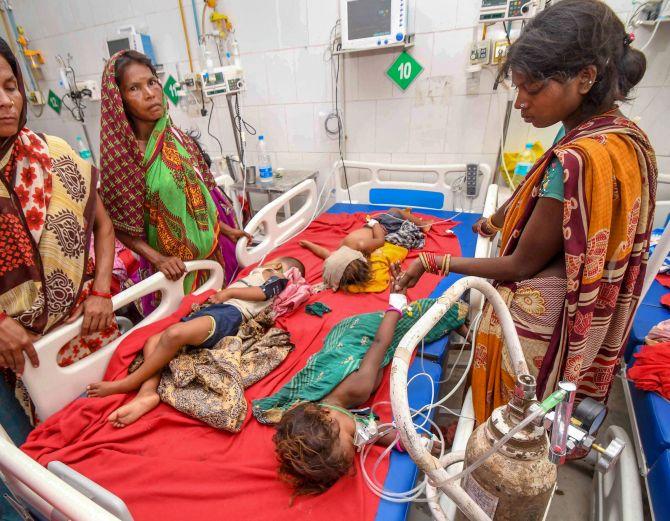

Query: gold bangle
<box><xmin>444</xmin><ymin>254</ymin><xmax>451</xmax><ymax>276</ymax></box>
<box><xmin>486</xmin><ymin>216</ymin><xmax>501</xmax><ymax>232</ymax></box>
<box><xmin>419</xmin><ymin>252</ymin><xmax>429</xmax><ymax>272</ymax></box>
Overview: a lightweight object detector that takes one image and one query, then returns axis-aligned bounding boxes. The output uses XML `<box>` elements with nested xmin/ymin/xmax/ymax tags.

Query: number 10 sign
<box><xmin>386</xmin><ymin>52</ymin><xmax>424</xmax><ymax>91</ymax></box>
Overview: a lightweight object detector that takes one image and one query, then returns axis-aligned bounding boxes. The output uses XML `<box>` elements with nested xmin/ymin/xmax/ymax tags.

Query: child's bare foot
<box><xmin>87</xmin><ymin>380</ymin><xmax>133</xmax><ymax>398</ymax></box>
<box><xmin>107</xmin><ymin>392</ymin><xmax>160</xmax><ymax>428</ymax></box>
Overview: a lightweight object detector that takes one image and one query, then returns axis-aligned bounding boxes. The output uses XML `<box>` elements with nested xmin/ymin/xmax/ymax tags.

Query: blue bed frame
<box><xmin>624</xmin><ymin>277</ymin><xmax>670</xmax><ymax>521</ymax></box>
<box><xmin>325</xmin><ymin>203</ymin><xmax>481</xmax><ymax>521</ymax></box>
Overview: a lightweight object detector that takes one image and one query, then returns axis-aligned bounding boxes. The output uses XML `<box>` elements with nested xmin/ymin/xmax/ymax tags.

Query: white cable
<box><xmin>639</xmin><ymin>14</ymin><xmax>663</xmax><ymax>52</ymax></box>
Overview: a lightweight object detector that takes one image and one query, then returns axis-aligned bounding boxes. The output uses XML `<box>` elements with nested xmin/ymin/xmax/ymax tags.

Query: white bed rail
<box><xmin>333</xmin><ymin>160</ymin><xmax>492</xmax><ymax>212</ymax></box>
<box><xmin>20</xmin><ymin>260</ymin><xmax>224</xmax><ymax>422</ymax></box>
<box><xmin>0</xmin><ymin>426</ymin><xmax>121</xmax><ymax>521</ymax></box>
<box><xmin>391</xmin><ymin>277</ymin><xmax>528</xmax><ymax>521</ymax></box>
<box><xmin>235</xmin><ymin>178</ymin><xmax>318</xmax><ymax>267</ymax></box>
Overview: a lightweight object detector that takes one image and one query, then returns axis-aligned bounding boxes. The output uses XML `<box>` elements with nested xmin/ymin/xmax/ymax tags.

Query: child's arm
<box><xmin>299</xmin><ymin>240</ymin><xmax>331</xmax><ymax>259</ymax></box>
<box><xmin>207</xmin><ymin>286</ymin><xmax>266</xmax><ymax>304</ymax></box>
<box><xmin>354</xmin><ymin>223</ymin><xmax>386</xmax><ymax>254</ymax></box>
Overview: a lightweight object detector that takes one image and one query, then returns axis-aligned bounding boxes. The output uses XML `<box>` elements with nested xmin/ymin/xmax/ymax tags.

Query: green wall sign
<box><xmin>386</xmin><ymin>52</ymin><xmax>424</xmax><ymax>91</ymax></box>
<box><xmin>163</xmin><ymin>75</ymin><xmax>179</xmax><ymax>105</ymax></box>
<box><xmin>47</xmin><ymin>89</ymin><xmax>61</xmax><ymax>114</ymax></box>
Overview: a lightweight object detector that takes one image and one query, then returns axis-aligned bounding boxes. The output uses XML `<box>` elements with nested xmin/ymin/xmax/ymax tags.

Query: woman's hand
<box><xmin>207</xmin><ymin>289</ymin><xmax>231</xmax><ymax>304</ymax></box>
<box><xmin>223</xmin><ymin>227</ymin><xmax>252</xmax><ymax>243</ymax></box>
<box><xmin>66</xmin><ymin>295</ymin><xmax>115</xmax><ymax>336</ymax></box>
<box><xmin>472</xmin><ymin>216</ymin><xmax>498</xmax><ymax>238</ymax></box>
<box><xmin>472</xmin><ymin>217</ymin><xmax>487</xmax><ymax>235</ymax></box>
<box><xmin>393</xmin><ymin>258</ymin><xmax>425</xmax><ymax>292</ymax></box>
<box><xmin>389</xmin><ymin>262</ymin><xmax>407</xmax><ymax>296</ymax></box>
<box><xmin>154</xmin><ymin>255</ymin><xmax>187</xmax><ymax>281</ymax></box>
<box><xmin>0</xmin><ymin>317</ymin><xmax>40</xmax><ymax>375</ymax></box>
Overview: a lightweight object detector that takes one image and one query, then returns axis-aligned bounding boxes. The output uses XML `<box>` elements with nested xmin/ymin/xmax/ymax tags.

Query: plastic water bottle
<box><xmin>76</xmin><ymin>136</ymin><xmax>92</xmax><ymax>160</ymax></box>
<box><xmin>513</xmin><ymin>142</ymin><xmax>535</xmax><ymax>185</ymax></box>
<box><xmin>257</xmin><ymin>135</ymin><xmax>273</xmax><ymax>183</ymax></box>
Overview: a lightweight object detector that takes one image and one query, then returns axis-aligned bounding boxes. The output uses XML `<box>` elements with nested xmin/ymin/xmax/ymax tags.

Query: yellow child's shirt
<box><xmin>346</xmin><ymin>242</ymin><xmax>408</xmax><ymax>293</ymax></box>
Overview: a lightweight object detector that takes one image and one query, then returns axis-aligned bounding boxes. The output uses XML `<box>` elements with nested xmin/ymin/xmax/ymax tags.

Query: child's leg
<box><xmin>106</xmin><ymin>334</ymin><xmax>163</xmax><ymax>428</ymax></box>
<box><xmin>388</xmin><ymin>208</ymin><xmax>433</xmax><ymax>231</ymax></box>
<box><xmin>87</xmin><ymin>317</ymin><xmax>213</xmax><ymax>397</ymax></box>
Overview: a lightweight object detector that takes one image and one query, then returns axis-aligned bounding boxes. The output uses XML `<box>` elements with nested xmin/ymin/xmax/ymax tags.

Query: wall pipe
<box><xmin>1</xmin><ymin>0</ymin><xmax>37</xmax><ymax>91</ymax></box>
<box><xmin>191</xmin><ymin>0</ymin><xmax>202</xmax><ymax>43</ymax></box>
<box><xmin>178</xmin><ymin>0</ymin><xmax>195</xmax><ymax>73</ymax></box>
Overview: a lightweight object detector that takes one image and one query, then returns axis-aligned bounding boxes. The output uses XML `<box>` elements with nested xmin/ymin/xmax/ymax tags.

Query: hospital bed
<box><xmin>0</xmin><ymin>159</ymin><xmax>500</xmax><ymax>521</ymax></box>
<box><xmin>0</xmin><ymin>157</ymin><xmax>645</xmax><ymax>521</ymax></box>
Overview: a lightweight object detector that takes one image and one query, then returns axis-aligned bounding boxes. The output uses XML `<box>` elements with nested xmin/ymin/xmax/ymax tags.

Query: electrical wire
<box><xmin>327</xmin><ymin>19</ymin><xmax>352</xmax><ymax>204</ymax></box>
<box><xmin>639</xmin><ymin>13</ymin><xmax>664</xmax><ymax>52</ymax></box>
<box><xmin>207</xmin><ymin>99</ymin><xmax>223</xmax><ymax>155</ymax></box>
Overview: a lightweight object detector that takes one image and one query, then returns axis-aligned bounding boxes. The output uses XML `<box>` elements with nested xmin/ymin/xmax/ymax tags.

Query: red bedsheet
<box><xmin>22</xmin><ymin>212</ymin><xmax>460</xmax><ymax>521</ymax></box>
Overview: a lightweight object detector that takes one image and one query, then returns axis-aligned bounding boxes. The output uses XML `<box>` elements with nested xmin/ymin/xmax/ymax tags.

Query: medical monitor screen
<box><xmin>107</xmin><ymin>37</ymin><xmax>131</xmax><ymax>56</ymax></box>
<box><xmin>347</xmin><ymin>0</ymin><xmax>392</xmax><ymax>40</ymax></box>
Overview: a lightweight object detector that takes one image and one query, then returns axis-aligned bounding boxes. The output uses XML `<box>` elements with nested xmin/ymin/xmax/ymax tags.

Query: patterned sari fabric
<box><xmin>253</xmin><ymin>299</ymin><xmax>468</xmax><ymax>424</ymax></box>
<box><xmin>98</xmin><ymin>51</ymin><xmax>240</xmax><ymax>311</ymax></box>
<box><xmin>0</xmin><ymin>130</ymin><xmax>118</xmax><ymax>421</ymax></box>
<box><xmin>143</xmin><ymin>114</ymin><xmax>220</xmax><ymax>292</ymax></box>
<box><xmin>156</xmin><ymin>308</ymin><xmax>293</xmax><ymax>431</ymax></box>
<box><xmin>472</xmin><ymin>113</ymin><xmax>657</xmax><ymax>424</ymax></box>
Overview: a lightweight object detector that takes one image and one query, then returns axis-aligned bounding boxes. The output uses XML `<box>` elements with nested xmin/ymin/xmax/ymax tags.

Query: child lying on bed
<box><xmin>86</xmin><ymin>256</ymin><xmax>305</xmax><ymax>428</ymax></box>
<box><xmin>299</xmin><ymin>208</ymin><xmax>433</xmax><ymax>293</ymax></box>
<box><xmin>252</xmin><ymin>265</ymin><xmax>468</xmax><ymax>495</ymax></box>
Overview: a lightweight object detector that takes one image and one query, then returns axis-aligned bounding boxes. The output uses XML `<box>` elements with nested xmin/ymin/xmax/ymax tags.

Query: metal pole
<box><xmin>80</xmin><ymin>121</ymin><xmax>97</xmax><ymax>168</ymax></box>
<box><xmin>492</xmin><ymin>97</ymin><xmax>514</xmax><ymax>186</ymax></box>
<box><xmin>226</xmin><ymin>93</ymin><xmax>243</xmax><ymax>160</ymax></box>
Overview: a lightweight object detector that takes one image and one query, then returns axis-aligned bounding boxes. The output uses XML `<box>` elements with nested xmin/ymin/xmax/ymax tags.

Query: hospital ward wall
<box><xmin>5</xmin><ymin>0</ymin><xmax>670</xmax><ymax>185</ymax></box>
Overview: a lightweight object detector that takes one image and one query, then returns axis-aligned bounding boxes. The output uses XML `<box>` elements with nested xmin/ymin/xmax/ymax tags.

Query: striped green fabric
<box><xmin>252</xmin><ymin>298</ymin><xmax>467</xmax><ymax>424</ymax></box>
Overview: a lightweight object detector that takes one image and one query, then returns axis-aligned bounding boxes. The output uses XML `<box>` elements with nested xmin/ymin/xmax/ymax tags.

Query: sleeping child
<box><xmin>253</xmin><ymin>265</ymin><xmax>468</xmax><ymax>496</ymax></box>
<box><xmin>87</xmin><ymin>256</ymin><xmax>305</xmax><ymax>428</ymax></box>
<box><xmin>299</xmin><ymin>208</ymin><xmax>433</xmax><ymax>293</ymax></box>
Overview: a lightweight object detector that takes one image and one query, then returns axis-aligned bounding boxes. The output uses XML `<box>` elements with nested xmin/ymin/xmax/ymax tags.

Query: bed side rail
<box><xmin>469</xmin><ymin>183</ymin><xmax>499</xmax><ymax>319</ymax></box>
<box><xmin>235</xmin><ymin>178</ymin><xmax>318</xmax><ymax>267</ymax></box>
<box><xmin>331</xmin><ymin>160</ymin><xmax>492</xmax><ymax>213</ymax></box>
<box><xmin>20</xmin><ymin>260</ymin><xmax>224</xmax><ymax>422</ymax></box>
<box><xmin>0</xmin><ymin>426</ymin><xmax>122</xmax><ymax>521</ymax></box>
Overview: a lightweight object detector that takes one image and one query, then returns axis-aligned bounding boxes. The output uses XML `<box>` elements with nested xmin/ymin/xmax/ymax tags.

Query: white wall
<box><xmin>4</xmin><ymin>0</ymin><xmax>669</xmax><ymax>181</ymax></box>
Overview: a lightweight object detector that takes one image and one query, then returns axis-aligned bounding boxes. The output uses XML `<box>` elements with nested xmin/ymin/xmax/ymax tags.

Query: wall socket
<box><xmin>27</xmin><ymin>90</ymin><xmax>45</xmax><ymax>106</ymax></box>
<box><xmin>75</xmin><ymin>80</ymin><xmax>101</xmax><ymax>101</ymax></box>
<box><xmin>492</xmin><ymin>40</ymin><xmax>510</xmax><ymax>65</ymax></box>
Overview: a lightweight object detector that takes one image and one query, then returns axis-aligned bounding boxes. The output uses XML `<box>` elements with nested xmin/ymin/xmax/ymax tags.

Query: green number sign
<box><xmin>386</xmin><ymin>52</ymin><xmax>424</xmax><ymax>91</ymax></box>
<box><xmin>163</xmin><ymin>75</ymin><xmax>179</xmax><ymax>106</ymax></box>
<box><xmin>47</xmin><ymin>89</ymin><xmax>62</xmax><ymax>114</ymax></box>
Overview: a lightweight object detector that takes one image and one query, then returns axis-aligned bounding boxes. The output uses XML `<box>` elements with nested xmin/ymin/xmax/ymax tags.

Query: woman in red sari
<box><xmin>396</xmin><ymin>0</ymin><xmax>657</xmax><ymax>423</ymax></box>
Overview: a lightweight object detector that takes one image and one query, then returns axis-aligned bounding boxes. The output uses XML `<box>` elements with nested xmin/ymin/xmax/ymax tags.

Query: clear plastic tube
<box><xmin>549</xmin><ymin>382</ymin><xmax>576</xmax><ymax>462</ymax></box>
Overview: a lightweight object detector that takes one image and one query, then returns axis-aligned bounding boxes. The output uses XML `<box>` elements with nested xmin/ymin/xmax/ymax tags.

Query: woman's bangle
<box><xmin>485</xmin><ymin>216</ymin><xmax>501</xmax><ymax>232</ymax></box>
<box><xmin>0</xmin><ymin>311</ymin><xmax>8</xmax><ymax>324</ymax></box>
<box><xmin>90</xmin><ymin>290</ymin><xmax>113</xmax><ymax>299</ymax></box>
<box><xmin>386</xmin><ymin>307</ymin><xmax>402</xmax><ymax>316</ymax></box>
<box><xmin>419</xmin><ymin>252</ymin><xmax>450</xmax><ymax>276</ymax></box>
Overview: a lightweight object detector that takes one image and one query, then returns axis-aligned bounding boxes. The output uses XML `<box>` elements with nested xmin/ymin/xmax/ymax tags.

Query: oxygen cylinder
<box><xmin>456</xmin><ymin>375</ymin><xmax>557</xmax><ymax>520</ymax></box>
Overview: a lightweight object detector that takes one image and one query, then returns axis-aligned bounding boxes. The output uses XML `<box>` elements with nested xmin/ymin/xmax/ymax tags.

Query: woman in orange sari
<box><xmin>396</xmin><ymin>0</ymin><xmax>657</xmax><ymax>424</ymax></box>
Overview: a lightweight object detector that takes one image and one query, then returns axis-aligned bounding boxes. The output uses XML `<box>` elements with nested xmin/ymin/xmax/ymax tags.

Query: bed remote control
<box><xmin>465</xmin><ymin>163</ymin><xmax>478</xmax><ymax>198</ymax></box>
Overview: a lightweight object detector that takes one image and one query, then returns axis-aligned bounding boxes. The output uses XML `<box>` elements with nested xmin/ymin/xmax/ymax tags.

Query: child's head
<box><xmin>340</xmin><ymin>259</ymin><xmax>371</xmax><ymax>287</ymax></box>
<box><xmin>274</xmin><ymin>402</ymin><xmax>355</xmax><ymax>496</ymax></box>
<box><xmin>267</xmin><ymin>257</ymin><xmax>306</xmax><ymax>277</ymax></box>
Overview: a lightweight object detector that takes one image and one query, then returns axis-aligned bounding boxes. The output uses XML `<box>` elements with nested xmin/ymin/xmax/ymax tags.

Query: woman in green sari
<box><xmin>99</xmin><ymin>51</ymin><xmax>247</xmax><ymax>314</ymax></box>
